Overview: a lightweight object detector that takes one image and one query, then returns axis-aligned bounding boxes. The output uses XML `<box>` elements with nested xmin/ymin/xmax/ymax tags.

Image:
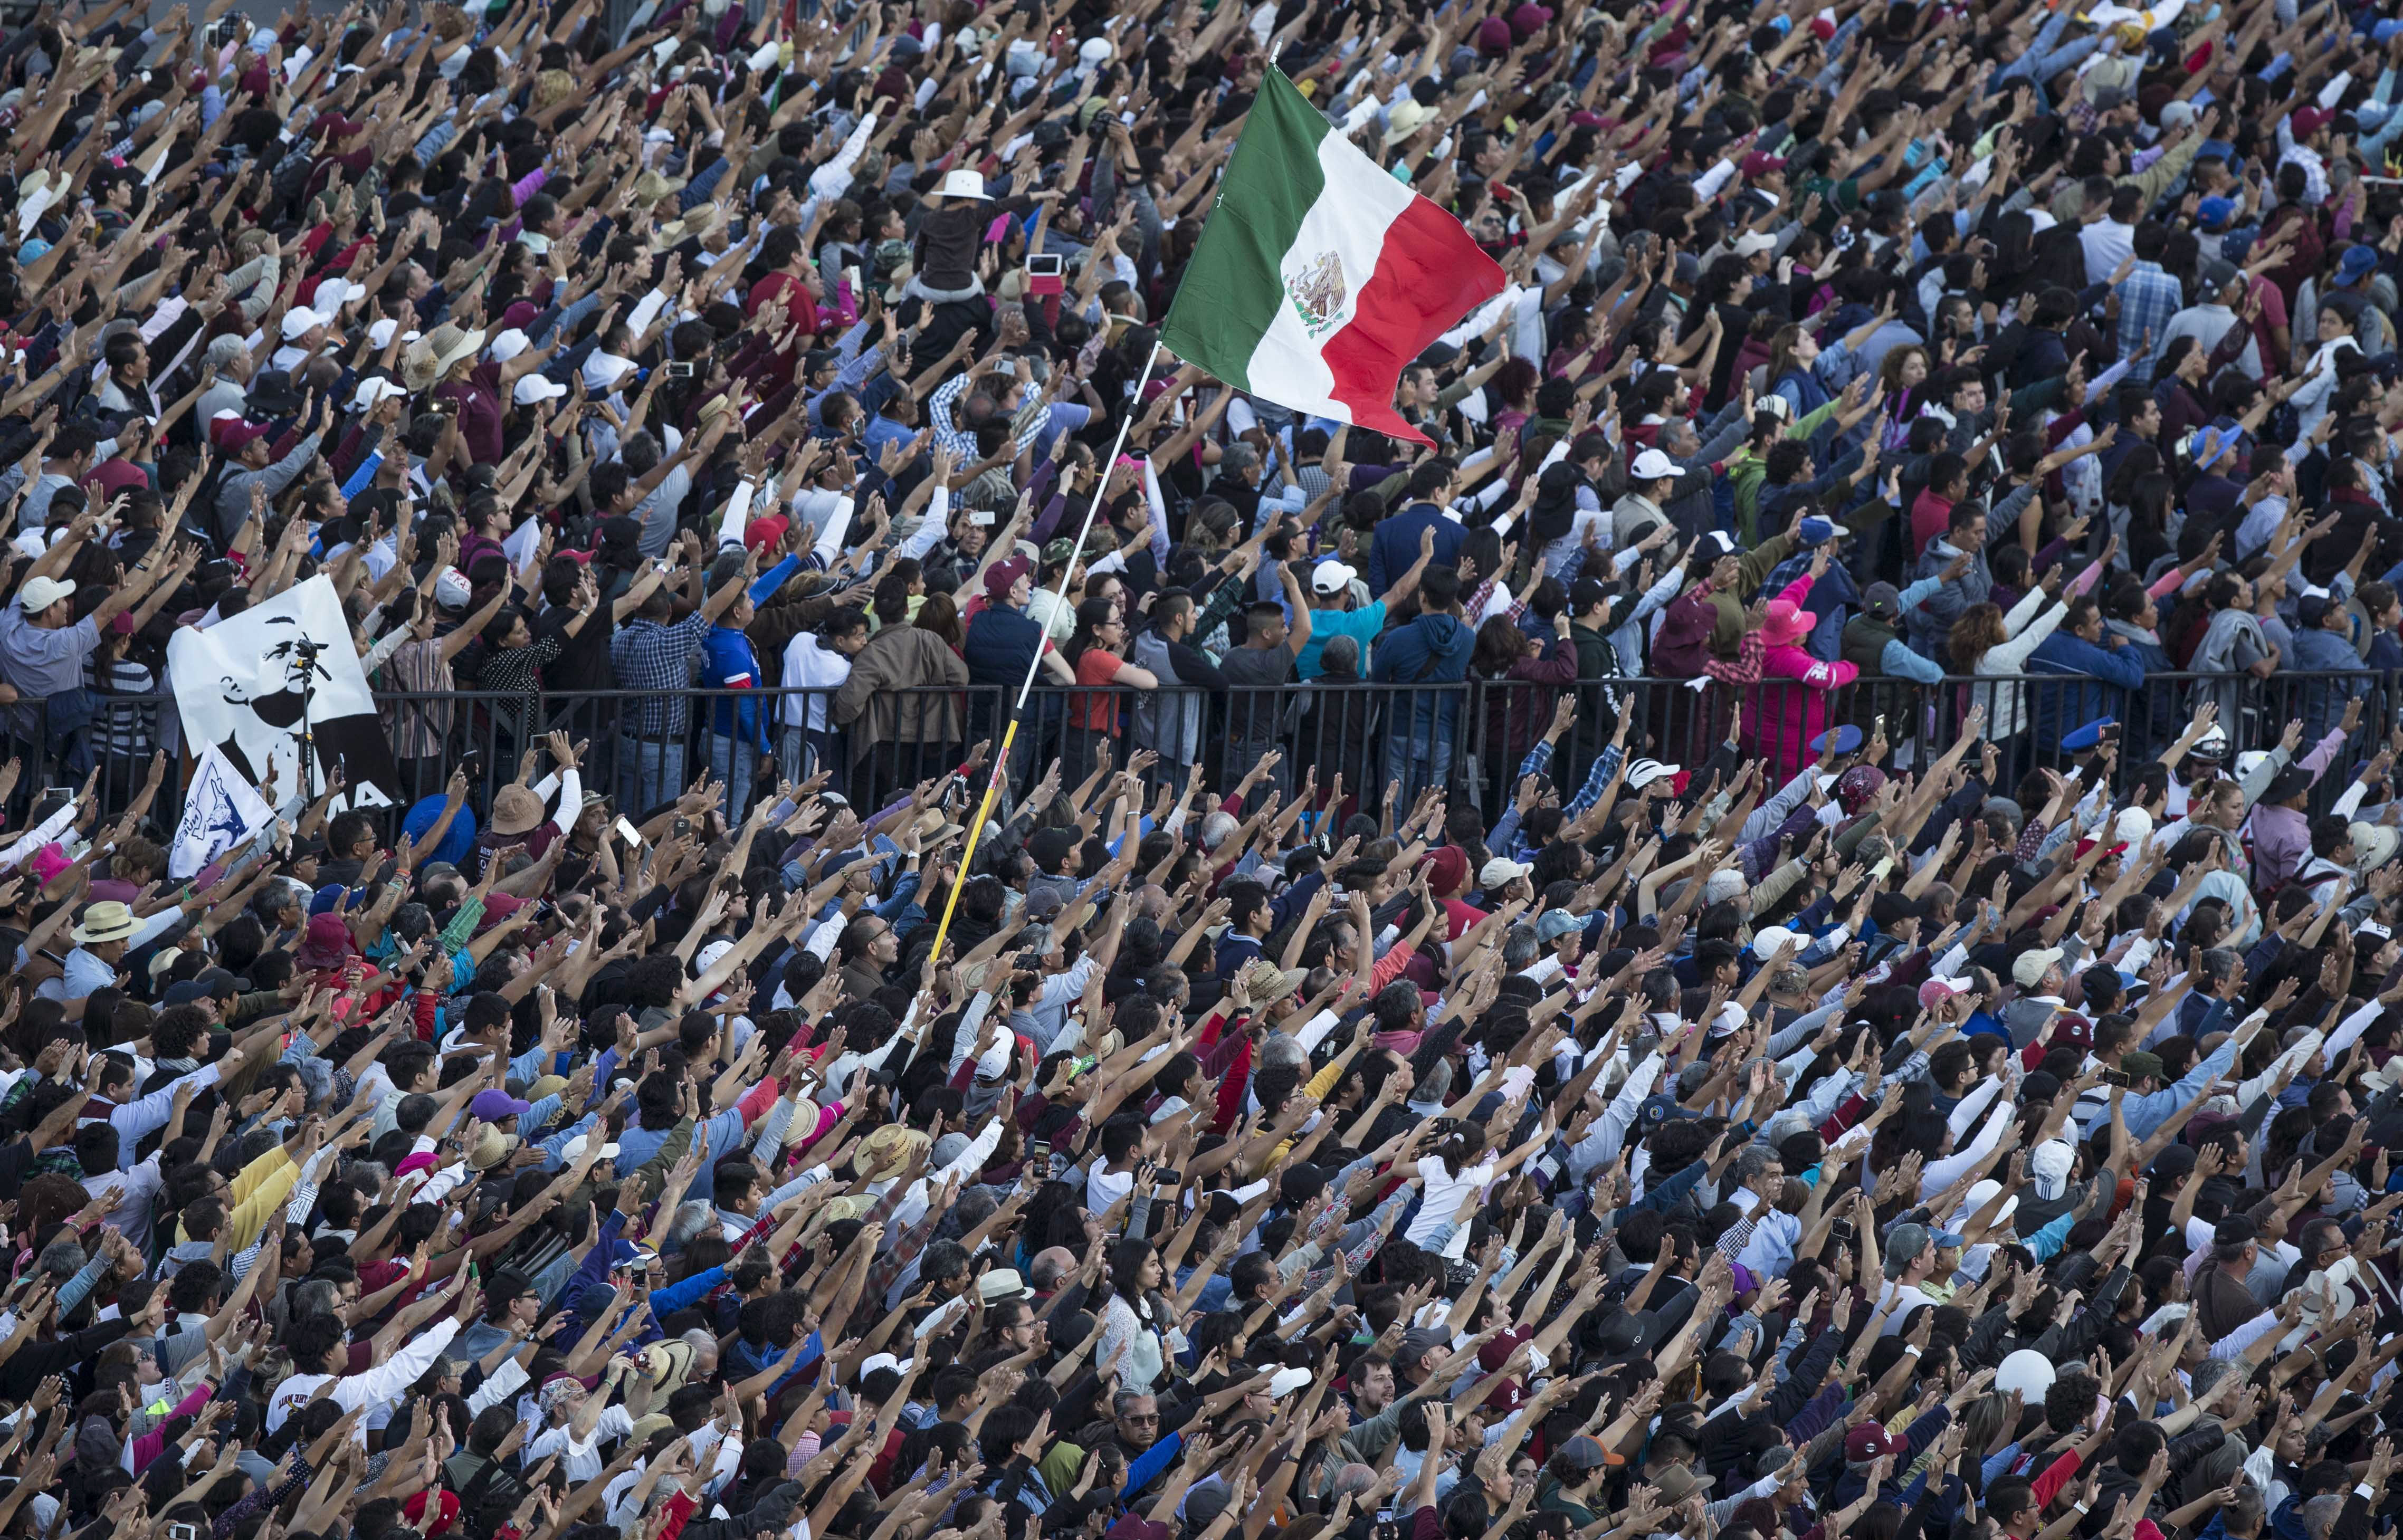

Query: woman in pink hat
<box><xmin>1742</xmin><ymin>548</ymin><xmax>1859</xmax><ymax>780</ymax></box>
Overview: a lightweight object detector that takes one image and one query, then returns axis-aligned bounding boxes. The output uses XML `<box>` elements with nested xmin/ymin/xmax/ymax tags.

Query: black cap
<box><xmin>2266</xmin><ymin>765</ymin><xmax>2314</xmax><ymax>804</ymax></box>
<box><xmin>1870</xmin><ymin>891</ymin><xmax>1923</xmax><ymax>929</ymax></box>
<box><xmin>1594</xmin><ymin>1308</ymin><xmax>1655</xmax><ymax>1357</ymax></box>
<box><xmin>2215</xmin><ymin>1214</ymin><xmax>2257</xmax><ymax>1247</ymax></box>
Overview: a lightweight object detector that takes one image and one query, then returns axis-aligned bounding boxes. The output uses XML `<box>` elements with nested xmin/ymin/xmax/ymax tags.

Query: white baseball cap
<box><xmin>583</xmin><ymin>352</ymin><xmax>635</xmax><ymax>393</ymax></box>
<box><xmin>1478</xmin><ymin>856</ymin><xmax>1531</xmax><ymax>888</ymax></box>
<box><xmin>513</xmin><ymin>375</ymin><xmax>569</xmax><ymax>406</ymax></box>
<box><xmin>1750</xmin><ymin>925</ymin><xmax>1801</xmax><ymax>958</ymax></box>
<box><xmin>489</xmin><ymin>328</ymin><xmax>531</xmax><ymax>363</ymax></box>
<box><xmin>351</xmin><ymin>377</ymin><xmax>406</xmax><ymax>412</ymax></box>
<box><xmin>279</xmin><ymin>307</ymin><xmax>328</xmax><ymax>341</ymax></box>
<box><xmin>17</xmin><ymin>575</ymin><xmax>73</xmax><ymax>612</ymax></box>
<box><xmin>367</xmin><ymin>318</ymin><xmax>423</xmax><ymax>350</ymax></box>
<box><xmin>1625</xmin><ymin>757</ymin><xmax>1681</xmax><ymax>789</ymax></box>
<box><xmin>1630</xmin><ymin>448</ymin><xmax>1678</xmax><ymax>480</ymax></box>
<box><xmin>1311</xmin><ymin>560</ymin><xmax>1358</xmax><ymax>595</ymax></box>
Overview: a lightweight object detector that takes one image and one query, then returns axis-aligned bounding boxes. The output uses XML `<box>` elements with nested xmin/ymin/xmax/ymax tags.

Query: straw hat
<box><xmin>860</xmin><ymin>1125</ymin><xmax>929</xmax><ymax>1182</ymax></box>
<box><xmin>402</xmin><ymin>322</ymin><xmax>487</xmax><ymax>393</ymax></box>
<box><xmin>70</xmin><ymin>901</ymin><xmax>139</xmax><ymax>946</ymax></box>
<box><xmin>655</xmin><ymin>202</ymin><xmax>723</xmax><ymax>247</ymax></box>
<box><xmin>491</xmin><ymin>783</ymin><xmax>544</xmax><ymax>837</ymax></box>
<box><xmin>632</xmin><ymin>169</ymin><xmax>686</xmax><ymax>206</ymax></box>
<box><xmin>468</xmin><ymin>1126</ymin><xmax>520</xmax><ymax>1171</ymax></box>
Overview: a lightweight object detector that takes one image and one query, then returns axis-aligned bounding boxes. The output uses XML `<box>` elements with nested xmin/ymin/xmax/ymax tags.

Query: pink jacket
<box><xmin>1740</xmin><ymin>576</ymin><xmax>1859</xmax><ymax>779</ymax></box>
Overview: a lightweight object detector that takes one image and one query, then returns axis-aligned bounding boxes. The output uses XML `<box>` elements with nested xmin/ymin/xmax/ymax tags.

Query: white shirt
<box><xmin>528</xmin><ymin>1403</ymin><xmax>637</xmax><ymax>1483</ymax></box>
<box><xmin>780</xmin><ymin>632</ymin><xmax>852</xmax><ymax>731</ymax></box>
<box><xmin>2081</xmin><ymin>219</ymin><xmax>2135</xmax><ymax>285</ymax></box>
<box><xmin>1405</xmin><ymin>1155</ymin><xmax>1496</xmax><ymax>1254</ymax></box>
<box><xmin>266</xmin><ymin>1315</ymin><xmax>461</xmax><ymax>1437</ymax></box>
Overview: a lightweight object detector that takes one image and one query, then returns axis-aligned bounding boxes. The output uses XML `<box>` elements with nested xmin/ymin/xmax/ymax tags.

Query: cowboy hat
<box><xmin>468</xmin><ymin>1126</ymin><xmax>521</xmax><ymax>1171</ymax></box>
<box><xmin>631</xmin><ymin>169</ymin><xmax>687</xmax><ymax>206</ymax></box>
<box><xmin>70</xmin><ymin>901</ymin><xmax>139</xmax><ymax>945</ymax></box>
<box><xmin>860</xmin><ymin>1125</ymin><xmax>929</xmax><ymax>1182</ymax></box>
<box><xmin>638</xmin><ymin>1337</ymin><xmax>698</xmax><ymax>1395</ymax></box>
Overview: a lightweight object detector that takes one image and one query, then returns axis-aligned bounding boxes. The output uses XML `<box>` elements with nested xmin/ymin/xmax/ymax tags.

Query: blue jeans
<box><xmin>617</xmin><ymin>734</ymin><xmax>681</xmax><ymax>819</ymax></box>
<box><xmin>1384</xmin><ymin>728</ymin><xmax>1454</xmax><ymax>804</ymax></box>
<box><xmin>780</xmin><ymin>724</ymin><xmax>845</xmax><ymax>797</ymax></box>
<box><xmin>708</xmin><ymin>732</ymin><xmax>760</xmax><ymax>822</ymax></box>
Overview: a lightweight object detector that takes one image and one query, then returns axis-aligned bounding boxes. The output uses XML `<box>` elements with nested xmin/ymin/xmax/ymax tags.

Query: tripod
<box><xmin>281</xmin><ymin>637</ymin><xmax>328</xmax><ymax>809</ymax></box>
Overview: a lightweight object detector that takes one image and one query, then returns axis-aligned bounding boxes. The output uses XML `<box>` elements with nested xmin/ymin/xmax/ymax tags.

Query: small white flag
<box><xmin>169</xmin><ymin>744</ymin><xmax>275</xmax><ymax>881</ymax></box>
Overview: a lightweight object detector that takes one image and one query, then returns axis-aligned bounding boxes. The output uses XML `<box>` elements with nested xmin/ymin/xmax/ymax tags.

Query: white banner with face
<box><xmin>167</xmin><ymin>575</ymin><xmax>401</xmax><ymax>814</ymax></box>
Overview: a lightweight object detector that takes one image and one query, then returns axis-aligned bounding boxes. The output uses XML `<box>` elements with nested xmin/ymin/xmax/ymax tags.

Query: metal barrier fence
<box><xmin>24</xmin><ymin>666</ymin><xmax>2403</xmax><ymax>834</ymax></box>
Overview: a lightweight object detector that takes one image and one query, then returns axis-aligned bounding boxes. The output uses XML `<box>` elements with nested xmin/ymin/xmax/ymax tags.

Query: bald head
<box><xmin>1028</xmin><ymin>1247</ymin><xmax>1078</xmax><ymax>1292</ymax></box>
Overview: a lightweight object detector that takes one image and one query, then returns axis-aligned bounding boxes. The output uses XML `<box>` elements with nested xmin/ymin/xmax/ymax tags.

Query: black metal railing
<box><xmin>19</xmin><ymin>667</ymin><xmax>2403</xmax><ymax>831</ymax></box>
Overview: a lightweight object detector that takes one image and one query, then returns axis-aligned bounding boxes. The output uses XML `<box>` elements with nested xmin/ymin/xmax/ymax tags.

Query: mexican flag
<box><xmin>1160</xmin><ymin>69</ymin><xmax>1506</xmax><ymax>446</ymax></box>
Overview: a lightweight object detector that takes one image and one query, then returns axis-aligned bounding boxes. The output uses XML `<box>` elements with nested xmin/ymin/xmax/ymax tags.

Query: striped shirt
<box><xmin>81</xmin><ymin>655</ymin><xmax>158</xmax><ymax>759</ymax></box>
<box><xmin>381</xmin><ymin>639</ymin><xmax>455</xmax><ymax>759</ymax></box>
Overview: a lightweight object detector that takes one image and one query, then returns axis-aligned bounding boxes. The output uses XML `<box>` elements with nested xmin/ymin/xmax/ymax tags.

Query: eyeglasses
<box><xmin>1121</xmin><ymin>1412</ymin><xmax>1159</xmax><ymax>1424</ymax></box>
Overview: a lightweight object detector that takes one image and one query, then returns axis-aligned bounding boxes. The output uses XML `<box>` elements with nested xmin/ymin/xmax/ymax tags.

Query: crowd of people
<box><xmin>7</xmin><ymin>7</ymin><xmax>2403</xmax><ymax>1540</ymax></box>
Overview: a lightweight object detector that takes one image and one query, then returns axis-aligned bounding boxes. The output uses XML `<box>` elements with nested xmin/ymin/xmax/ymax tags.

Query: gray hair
<box><xmin>2187</xmin><ymin>1356</ymin><xmax>2238</xmax><ymax>1407</ymax></box>
<box><xmin>35</xmin><ymin>1241</ymin><xmax>82</xmax><ymax>1279</ymax></box>
<box><xmin>665</xmin><ymin>1199</ymin><xmax>719</xmax><ymax>1250</ymax></box>
<box><xmin>1733</xmin><ymin>1147</ymin><xmax>1773</xmax><ymax>1186</ymax></box>
<box><xmin>1258</xmin><ymin>1032</ymin><xmax>1309</xmax><ymax>1072</ymax></box>
<box><xmin>2199</xmin><ymin>947</ymin><xmax>2241</xmax><ymax>986</ymax></box>
<box><xmin>1500</xmin><ymin>924</ymin><xmax>1539</xmax><ymax>974</ymax></box>
<box><xmin>1331</xmin><ymin>1465</ymin><xmax>1380</xmax><ymax>1499</ymax></box>
<box><xmin>945</xmin><ymin>1188</ymin><xmax>998</xmax><ymax>1237</ymax></box>
<box><xmin>1703</xmin><ymin>869</ymin><xmax>1748</xmax><ymax>906</ymax></box>
<box><xmin>256</xmin><ymin>876</ymin><xmax>312</xmax><ymax>921</ymax></box>
<box><xmin>2301</xmin><ymin>1496</ymin><xmax>2344</xmax><ymax>1540</ymax></box>
<box><xmin>1111</xmin><ymin>1388</ymin><xmax>1153</xmax><ymax>1418</ymax></box>
<box><xmin>290</xmin><ymin>1278</ymin><xmax>344</xmax><ymax>1321</ymax></box>
<box><xmin>1319</xmin><ymin>635</ymin><xmax>1361</xmax><ymax>674</ymax></box>
<box><xmin>1198</xmin><ymin>812</ymin><xmax>1239</xmax><ymax>852</ymax></box>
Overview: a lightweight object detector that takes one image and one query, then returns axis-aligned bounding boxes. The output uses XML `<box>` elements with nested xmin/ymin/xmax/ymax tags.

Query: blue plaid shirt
<box><xmin>1493</xmin><ymin>739</ymin><xmax>1627</xmax><ymax>859</ymax></box>
<box><xmin>609</xmin><ymin>611</ymin><xmax>712</xmax><ymax>736</ymax></box>
<box><xmin>2116</xmin><ymin>262</ymin><xmax>2185</xmax><ymax>382</ymax></box>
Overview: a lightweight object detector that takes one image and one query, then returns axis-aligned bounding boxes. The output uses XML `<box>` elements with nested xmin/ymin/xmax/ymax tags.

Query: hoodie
<box><xmin>1369</xmin><ymin>611</ymin><xmax>1474</xmax><ymax>741</ymax></box>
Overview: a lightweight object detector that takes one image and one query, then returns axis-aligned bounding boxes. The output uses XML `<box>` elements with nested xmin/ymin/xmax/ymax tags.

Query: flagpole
<box><xmin>924</xmin><ymin>340</ymin><xmax>1166</xmax><ymax>959</ymax></box>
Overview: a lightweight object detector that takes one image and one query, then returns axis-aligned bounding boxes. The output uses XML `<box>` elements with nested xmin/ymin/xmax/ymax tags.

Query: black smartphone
<box><xmin>1156</xmin><ymin>1168</ymin><xmax>1181</xmax><ymax>1184</ymax></box>
<box><xmin>672</xmin><ymin>817</ymin><xmax>691</xmax><ymax>840</ymax></box>
<box><xmin>2100</xmin><ymin>1068</ymin><xmax>2131</xmax><ymax>1087</ymax></box>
